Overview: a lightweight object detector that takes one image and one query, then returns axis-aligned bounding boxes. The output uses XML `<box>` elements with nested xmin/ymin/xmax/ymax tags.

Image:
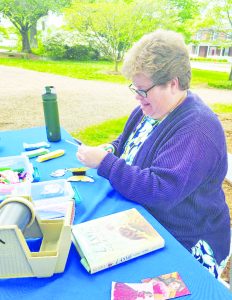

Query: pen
<box><xmin>73</xmin><ymin>138</ymin><xmax>82</xmax><ymax>146</ymax></box>
<box><xmin>65</xmin><ymin>139</ymin><xmax>82</xmax><ymax>147</ymax></box>
<box><xmin>65</xmin><ymin>139</ymin><xmax>113</xmax><ymax>152</ymax></box>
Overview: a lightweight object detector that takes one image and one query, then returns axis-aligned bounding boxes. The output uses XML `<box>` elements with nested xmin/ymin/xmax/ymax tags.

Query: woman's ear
<box><xmin>170</xmin><ymin>77</ymin><xmax>179</xmax><ymax>94</ymax></box>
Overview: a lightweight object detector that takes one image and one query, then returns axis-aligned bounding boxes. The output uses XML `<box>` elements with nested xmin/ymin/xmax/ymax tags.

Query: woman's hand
<box><xmin>76</xmin><ymin>145</ymin><xmax>109</xmax><ymax>169</ymax></box>
<box><xmin>97</xmin><ymin>143</ymin><xmax>114</xmax><ymax>153</ymax></box>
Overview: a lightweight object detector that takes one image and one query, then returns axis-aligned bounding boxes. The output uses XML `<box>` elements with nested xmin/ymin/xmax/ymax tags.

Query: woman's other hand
<box><xmin>97</xmin><ymin>144</ymin><xmax>114</xmax><ymax>153</ymax></box>
<box><xmin>76</xmin><ymin>145</ymin><xmax>108</xmax><ymax>168</ymax></box>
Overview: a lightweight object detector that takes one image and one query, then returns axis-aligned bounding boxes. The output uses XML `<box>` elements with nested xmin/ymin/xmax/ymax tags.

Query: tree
<box><xmin>29</xmin><ymin>23</ymin><xmax>38</xmax><ymax>49</ymax></box>
<box><xmin>0</xmin><ymin>0</ymin><xmax>71</xmax><ymax>53</ymax></box>
<box><xmin>219</xmin><ymin>0</ymin><xmax>232</xmax><ymax>80</ymax></box>
<box><xmin>0</xmin><ymin>25</ymin><xmax>8</xmax><ymax>38</ymax></box>
<box><xmin>64</xmin><ymin>0</ymin><xmax>202</xmax><ymax>70</ymax></box>
<box><xmin>165</xmin><ymin>0</ymin><xmax>201</xmax><ymax>42</ymax></box>
<box><xmin>203</xmin><ymin>0</ymin><xmax>232</xmax><ymax>80</ymax></box>
<box><xmin>64</xmin><ymin>0</ymin><xmax>161</xmax><ymax>72</ymax></box>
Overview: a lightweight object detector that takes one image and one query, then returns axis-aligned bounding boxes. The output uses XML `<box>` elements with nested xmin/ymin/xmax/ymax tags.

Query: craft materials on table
<box><xmin>0</xmin><ymin>156</ymin><xmax>33</xmax><ymax>202</ymax></box>
<box><xmin>21</xmin><ymin>148</ymin><xmax>50</xmax><ymax>159</ymax></box>
<box><xmin>23</xmin><ymin>142</ymin><xmax>50</xmax><ymax>151</ymax></box>
<box><xmin>31</xmin><ymin>179</ymin><xmax>76</xmax><ymax>221</ymax></box>
<box><xmin>31</xmin><ymin>179</ymin><xmax>74</xmax><ymax>201</ymax></box>
<box><xmin>40</xmin><ymin>182</ymin><xmax>65</xmax><ymax>198</ymax></box>
<box><xmin>111</xmin><ymin>282</ymin><xmax>153</xmax><ymax>300</ymax></box>
<box><xmin>22</xmin><ymin>142</ymin><xmax>51</xmax><ymax>159</ymax></box>
<box><xmin>68</xmin><ymin>167</ymin><xmax>89</xmax><ymax>175</ymax></box>
<box><xmin>142</xmin><ymin>272</ymin><xmax>191</xmax><ymax>299</ymax></box>
<box><xmin>0</xmin><ymin>167</ymin><xmax>28</xmax><ymax>184</ymax></box>
<box><xmin>32</xmin><ymin>167</ymin><xmax>40</xmax><ymax>182</ymax></box>
<box><xmin>72</xmin><ymin>185</ymin><xmax>82</xmax><ymax>204</ymax></box>
<box><xmin>50</xmin><ymin>167</ymin><xmax>94</xmax><ymax>182</ymax></box>
<box><xmin>65</xmin><ymin>138</ymin><xmax>113</xmax><ymax>153</ymax></box>
<box><xmin>67</xmin><ymin>167</ymin><xmax>94</xmax><ymax>182</ymax></box>
<box><xmin>65</xmin><ymin>139</ymin><xmax>82</xmax><ymax>147</ymax></box>
<box><xmin>50</xmin><ymin>169</ymin><xmax>66</xmax><ymax>177</ymax></box>
<box><xmin>36</xmin><ymin>149</ymin><xmax>65</xmax><ymax>162</ymax></box>
<box><xmin>67</xmin><ymin>175</ymin><xmax>94</xmax><ymax>182</ymax></box>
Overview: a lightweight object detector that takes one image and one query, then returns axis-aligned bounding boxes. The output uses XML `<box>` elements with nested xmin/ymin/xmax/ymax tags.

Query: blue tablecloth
<box><xmin>0</xmin><ymin>127</ymin><xmax>232</xmax><ymax>300</ymax></box>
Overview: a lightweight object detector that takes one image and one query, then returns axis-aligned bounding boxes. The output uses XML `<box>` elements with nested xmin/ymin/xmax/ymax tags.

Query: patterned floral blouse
<box><xmin>191</xmin><ymin>240</ymin><xmax>229</xmax><ymax>279</ymax></box>
<box><xmin>121</xmin><ymin>116</ymin><xmax>160</xmax><ymax>165</ymax></box>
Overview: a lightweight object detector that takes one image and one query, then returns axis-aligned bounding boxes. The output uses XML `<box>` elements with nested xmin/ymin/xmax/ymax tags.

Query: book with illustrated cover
<box><xmin>72</xmin><ymin>208</ymin><xmax>165</xmax><ymax>274</ymax></box>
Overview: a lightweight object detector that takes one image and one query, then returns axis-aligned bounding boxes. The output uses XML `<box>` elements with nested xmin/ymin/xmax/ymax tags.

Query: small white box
<box><xmin>31</xmin><ymin>179</ymin><xmax>74</xmax><ymax>201</ymax></box>
<box><xmin>31</xmin><ymin>179</ymin><xmax>75</xmax><ymax>220</ymax></box>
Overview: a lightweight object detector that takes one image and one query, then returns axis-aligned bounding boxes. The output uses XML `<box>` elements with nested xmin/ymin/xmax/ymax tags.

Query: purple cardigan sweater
<box><xmin>98</xmin><ymin>91</ymin><xmax>230</xmax><ymax>264</ymax></box>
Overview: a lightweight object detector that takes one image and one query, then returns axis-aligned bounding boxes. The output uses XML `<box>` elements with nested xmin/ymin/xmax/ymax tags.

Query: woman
<box><xmin>77</xmin><ymin>29</ymin><xmax>230</xmax><ymax>278</ymax></box>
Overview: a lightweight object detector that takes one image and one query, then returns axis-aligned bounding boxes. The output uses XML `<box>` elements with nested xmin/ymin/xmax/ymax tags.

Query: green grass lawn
<box><xmin>0</xmin><ymin>57</ymin><xmax>127</xmax><ymax>84</ymax></box>
<box><xmin>0</xmin><ymin>57</ymin><xmax>230</xmax><ymax>87</ymax></box>
<box><xmin>191</xmin><ymin>69</ymin><xmax>229</xmax><ymax>87</ymax></box>
<box><xmin>210</xmin><ymin>103</ymin><xmax>232</xmax><ymax>114</ymax></box>
<box><xmin>72</xmin><ymin>104</ymin><xmax>232</xmax><ymax>145</ymax></box>
<box><xmin>72</xmin><ymin>116</ymin><xmax>128</xmax><ymax>145</ymax></box>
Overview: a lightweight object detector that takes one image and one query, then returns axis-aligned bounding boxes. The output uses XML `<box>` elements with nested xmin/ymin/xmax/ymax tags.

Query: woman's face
<box><xmin>132</xmin><ymin>73</ymin><xmax>175</xmax><ymax>120</ymax></box>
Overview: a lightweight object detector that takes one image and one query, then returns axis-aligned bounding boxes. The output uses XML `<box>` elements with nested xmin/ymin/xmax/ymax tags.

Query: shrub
<box><xmin>43</xmin><ymin>32</ymin><xmax>66</xmax><ymax>59</ymax></box>
<box><xmin>208</xmin><ymin>80</ymin><xmax>232</xmax><ymax>90</ymax></box>
<box><xmin>43</xmin><ymin>31</ymin><xmax>99</xmax><ymax>60</ymax></box>
<box><xmin>190</xmin><ymin>57</ymin><xmax>228</xmax><ymax>63</ymax></box>
<box><xmin>64</xmin><ymin>44</ymin><xmax>99</xmax><ymax>61</ymax></box>
<box><xmin>211</xmin><ymin>103</ymin><xmax>232</xmax><ymax>113</ymax></box>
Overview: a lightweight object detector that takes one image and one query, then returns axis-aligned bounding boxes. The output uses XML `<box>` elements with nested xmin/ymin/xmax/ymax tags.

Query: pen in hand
<box><xmin>65</xmin><ymin>139</ymin><xmax>82</xmax><ymax>147</ymax></box>
<box><xmin>65</xmin><ymin>139</ymin><xmax>114</xmax><ymax>153</ymax></box>
<box><xmin>73</xmin><ymin>138</ymin><xmax>82</xmax><ymax>146</ymax></box>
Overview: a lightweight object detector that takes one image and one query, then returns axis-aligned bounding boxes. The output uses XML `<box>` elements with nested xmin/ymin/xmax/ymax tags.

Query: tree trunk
<box><xmin>21</xmin><ymin>29</ymin><xmax>32</xmax><ymax>53</ymax></box>
<box><xmin>114</xmin><ymin>59</ymin><xmax>119</xmax><ymax>72</ymax></box>
<box><xmin>229</xmin><ymin>65</ymin><xmax>232</xmax><ymax>81</ymax></box>
<box><xmin>30</xmin><ymin>23</ymin><xmax>38</xmax><ymax>49</ymax></box>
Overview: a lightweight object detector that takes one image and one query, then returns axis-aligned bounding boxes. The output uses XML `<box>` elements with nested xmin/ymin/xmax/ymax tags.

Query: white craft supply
<box><xmin>23</xmin><ymin>142</ymin><xmax>50</xmax><ymax>151</ymax></box>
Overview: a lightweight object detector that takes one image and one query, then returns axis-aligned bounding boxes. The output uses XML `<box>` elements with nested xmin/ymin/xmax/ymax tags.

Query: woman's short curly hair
<box><xmin>122</xmin><ymin>29</ymin><xmax>191</xmax><ymax>90</ymax></box>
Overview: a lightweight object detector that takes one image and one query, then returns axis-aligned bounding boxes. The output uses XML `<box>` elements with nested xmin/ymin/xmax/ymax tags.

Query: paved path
<box><xmin>191</xmin><ymin>61</ymin><xmax>231</xmax><ymax>73</ymax></box>
<box><xmin>0</xmin><ymin>65</ymin><xmax>231</xmax><ymax>133</ymax></box>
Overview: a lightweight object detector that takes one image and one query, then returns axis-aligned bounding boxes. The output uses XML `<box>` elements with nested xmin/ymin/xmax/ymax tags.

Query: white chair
<box><xmin>226</xmin><ymin>153</ymin><xmax>232</xmax><ymax>185</ymax></box>
<box><xmin>226</xmin><ymin>153</ymin><xmax>232</xmax><ymax>289</ymax></box>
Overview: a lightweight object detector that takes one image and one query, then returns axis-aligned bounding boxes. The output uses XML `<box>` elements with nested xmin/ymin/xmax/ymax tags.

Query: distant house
<box><xmin>189</xmin><ymin>28</ymin><xmax>232</xmax><ymax>60</ymax></box>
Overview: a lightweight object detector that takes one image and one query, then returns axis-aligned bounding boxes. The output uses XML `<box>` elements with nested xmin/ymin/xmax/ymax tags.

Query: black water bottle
<box><xmin>42</xmin><ymin>86</ymin><xmax>61</xmax><ymax>142</ymax></box>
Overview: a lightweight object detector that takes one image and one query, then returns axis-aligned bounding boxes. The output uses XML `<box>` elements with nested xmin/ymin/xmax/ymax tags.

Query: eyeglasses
<box><xmin>129</xmin><ymin>83</ymin><xmax>157</xmax><ymax>98</ymax></box>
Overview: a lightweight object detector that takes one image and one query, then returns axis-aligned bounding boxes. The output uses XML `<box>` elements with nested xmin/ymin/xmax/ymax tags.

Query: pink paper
<box><xmin>111</xmin><ymin>282</ymin><xmax>154</xmax><ymax>300</ymax></box>
<box><xmin>142</xmin><ymin>272</ymin><xmax>190</xmax><ymax>299</ymax></box>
